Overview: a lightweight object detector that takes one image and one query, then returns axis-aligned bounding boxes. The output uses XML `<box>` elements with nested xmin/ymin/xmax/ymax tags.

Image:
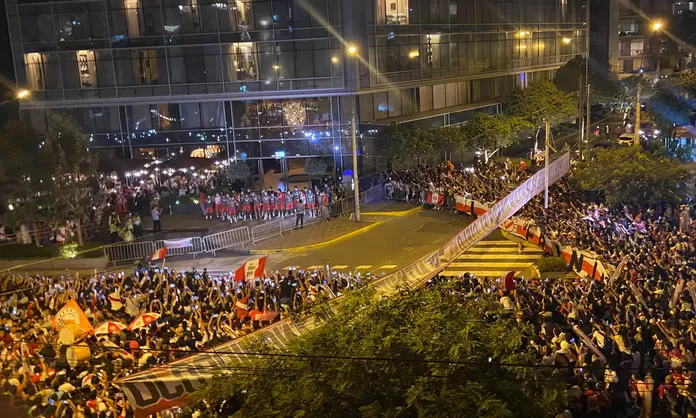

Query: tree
<box><xmin>505</xmin><ymin>81</ymin><xmax>577</xmax><ymax>127</ymax></box>
<box><xmin>645</xmin><ymin>80</ymin><xmax>692</xmax><ymax>139</ymax></box>
<box><xmin>554</xmin><ymin>55</ymin><xmax>620</xmax><ymax>99</ymax></box>
<box><xmin>0</xmin><ymin>121</ymin><xmax>51</xmax><ymax>246</ymax></box>
<box><xmin>374</xmin><ymin>124</ymin><xmax>437</xmax><ymax>169</ymax></box>
<box><xmin>460</xmin><ymin>114</ymin><xmax>533</xmax><ymax>162</ymax></box>
<box><xmin>679</xmin><ymin>67</ymin><xmax>696</xmax><ymax>98</ymax></box>
<box><xmin>431</xmin><ymin>126</ymin><xmax>464</xmax><ymax>160</ymax></box>
<box><xmin>304</xmin><ymin>158</ymin><xmax>328</xmax><ymax>180</ymax></box>
<box><xmin>226</xmin><ymin>162</ymin><xmax>251</xmax><ymax>184</ymax></box>
<box><xmin>42</xmin><ymin>115</ymin><xmax>97</xmax><ymax>246</ymax></box>
<box><xmin>199</xmin><ymin>285</ymin><xmax>566</xmax><ymax>418</ymax></box>
<box><xmin>576</xmin><ymin>147</ymin><xmax>690</xmax><ymax>206</ymax></box>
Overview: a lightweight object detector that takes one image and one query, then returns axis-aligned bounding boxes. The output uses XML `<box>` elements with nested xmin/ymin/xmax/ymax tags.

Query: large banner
<box><xmin>442</xmin><ymin>153</ymin><xmax>570</xmax><ymax>261</ymax></box>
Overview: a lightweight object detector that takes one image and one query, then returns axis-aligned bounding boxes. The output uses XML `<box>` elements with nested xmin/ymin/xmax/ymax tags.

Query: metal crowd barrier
<box><xmin>202</xmin><ymin>226</ymin><xmax>251</xmax><ymax>255</ymax></box>
<box><xmin>251</xmin><ymin>219</ymin><xmax>284</xmax><ymax>245</ymax></box>
<box><xmin>154</xmin><ymin>237</ymin><xmax>207</xmax><ymax>258</ymax></box>
<box><xmin>104</xmin><ymin>241</ymin><xmax>155</xmax><ymax>265</ymax></box>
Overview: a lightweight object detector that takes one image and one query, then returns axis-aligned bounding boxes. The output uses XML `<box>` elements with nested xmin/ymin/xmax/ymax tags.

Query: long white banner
<box><xmin>442</xmin><ymin>152</ymin><xmax>570</xmax><ymax>261</ymax></box>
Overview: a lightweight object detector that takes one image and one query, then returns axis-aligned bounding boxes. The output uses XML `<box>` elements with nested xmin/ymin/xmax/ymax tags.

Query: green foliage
<box><xmin>0</xmin><ymin>242</ymin><xmax>104</xmax><ymax>259</ymax></box>
<box><xmin>374</xmin><ymin>124</ymin><xmax>438</xmax><ymax>169</ymax></box>
<box><xmin>226</xmin><ymin>162</ymin><xmax>251</xmax><ymax>182</ymax></box>
<box><xmin>42</xmin><ymin>115</ymin><xmax>97</xmax><ymax>229</ymax></box>
<box><xmin>304</xmin><ymin>158</ymin><xmax>329</xmax><ymax>179</ymax></box>
<box><xmin>199</xmin><ymin>286</ymin><xmax>566</xmax><ymax>418</ymax></box>
<box><xmin>554</xmin><ymin>55</ymin><xmax>620</xmax><ymax>99</ymax></box>
<box><xmin>646</xmin><ymin>80</ymin><xmax>692</xmax><ymax>138</ymax></box>
<box><xmin>0</xmin><ymin>121</ymin><xmax>50</xmax><ymax>225</ymax></box>
<box><xmin>505</xmin><ymin>81</ymin><xmax>577</xmax><ymax>127</ymax></box>
<box><xmin>680</xmin><ymin>68</ymin><xmax>696</xmax><ymax>98</ymax></box>
<box><xmin>576</xmin><ymin>147</ymin><xmax>691</xmax><ymax>206</ymax></box>
<box><xmin>536</xmin><ymin>257</ymin><xmax>569</xmax><ymax>273</ymax></box>
<box><xmin>460</xmin><ymin>113</ymin><xmax>533</xmax><ymax>152</ymax></box>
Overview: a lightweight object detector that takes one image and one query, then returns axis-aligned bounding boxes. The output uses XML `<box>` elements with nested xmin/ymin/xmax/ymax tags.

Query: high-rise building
<box><xmin>6</xmin><ymin>0</ymin><xmax>587</xmax><ymax>180</ymax></box>
<box><xmin>614</xmin><ymin>0</ymin><xmax>675</xmax><ymax>77</ymax></box>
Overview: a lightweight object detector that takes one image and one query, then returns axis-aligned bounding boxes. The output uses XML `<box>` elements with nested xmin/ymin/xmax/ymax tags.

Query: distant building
<box><xmin>5</xmin><ymin>0</ymin><xmax>587</xmax><ymax>178</ymax></box>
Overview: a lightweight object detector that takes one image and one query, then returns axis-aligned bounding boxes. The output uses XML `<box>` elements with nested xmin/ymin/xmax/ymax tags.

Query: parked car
<box><xmin>617</xmin><ymin>133</ymin><xmax>635</xmax><ymax>146</ymax></box>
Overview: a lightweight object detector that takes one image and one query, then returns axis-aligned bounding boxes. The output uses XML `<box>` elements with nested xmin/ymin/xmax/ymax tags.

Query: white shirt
<box><xmin>151</xmin><ymin>208</ymin><xmax>160</xmax><ymax>221</ymax></box>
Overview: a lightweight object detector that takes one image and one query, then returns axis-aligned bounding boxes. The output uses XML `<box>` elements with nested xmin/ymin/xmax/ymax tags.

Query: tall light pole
<box><xmin>634</xmin><ymin>21</ymin><xmax>663</xmax><ymax>147</ymax></box>
<box><xmin>563</xmin><ymin>0</ymin><xmax>591</xmax><ymax>161</ymax></box>
<box><xmin>0</xmin><ymin>89</ymin><xmax>30</xmax><ymax>107</ymax></box>
<box><xmin>347</xmin><ymin>45</ymin><xmax>361</xmax><ymax>222</ymax></box>
<box><xmin>544</xmin><ymin>118</ymin><xmax>550</xmax><ymax>209</ymax></box>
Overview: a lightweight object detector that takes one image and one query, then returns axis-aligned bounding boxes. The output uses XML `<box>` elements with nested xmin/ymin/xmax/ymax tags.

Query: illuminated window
<box><xmin>76</xmin><ymin>50</ymin><xmax>97</xmax><ymax>88</ymax></box>
<box><xmin>377</xmin><ymin>0</ymin><xmax>409</xmax><ymax>25</ymax></box>
<box><xmin>24</xmin><ymin>53</ymin><xmax>45</xmax><ymax>90</ymax></box>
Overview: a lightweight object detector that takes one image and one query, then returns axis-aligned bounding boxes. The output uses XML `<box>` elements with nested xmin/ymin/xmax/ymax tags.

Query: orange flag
<box><xmin>52</xmin><ymin>299</ymin><xmax>93</xmax><ymax>333</ymax></box>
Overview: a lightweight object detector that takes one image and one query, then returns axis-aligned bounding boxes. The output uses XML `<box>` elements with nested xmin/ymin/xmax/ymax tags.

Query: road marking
<box><xmin>306</xmin><ymin>265</ymin><xmax>320</xmax><ymax>270</ymax></box>
<box><xmin>354</xmin><ymin>265</ymin><xmax>372</xmax><ymax>270</ymax></box>
<box><xmin>331</xmin><ymin>265</ymin><xmax>349</xmax><ymax>269</ymax></box>
<box><xmin>378</xmin><ymin>264</ymin><xmax>398</xmax><ymax>269</ymax></box>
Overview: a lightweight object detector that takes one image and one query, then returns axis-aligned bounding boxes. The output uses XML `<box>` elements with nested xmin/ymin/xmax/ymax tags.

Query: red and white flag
<box><xmin>234</xmin><ymin>256</ymin><xmax>268</xmax><ymax>282</ymax></box>
<box><xmin>426</xmin><ymin>191</ymin><xmax>444</xmax><ymax>206</ymax></box>
<box><xmin>502</xmin><ymin>271</ymin><xmax>516</xmax><ymax>292</ymax></box>
<box><xmin>149</xmin><ymin>247</ymin><xmax>167</xmax><ymax>261</ymax></box>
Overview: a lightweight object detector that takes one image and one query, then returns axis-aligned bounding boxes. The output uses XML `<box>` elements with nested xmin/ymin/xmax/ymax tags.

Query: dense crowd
<box><xmin>0</xmin><ymin>265</ymin><xmax>373</xmax><ymax>418</ymax></box>
<box><xmin>389</xmin><ymin>159</ymin><xmax>696</xmax><ymax>418</ymax></box>
<box><xmin>4</xmin><ymin>156</ymin><xmax>696</xmax><ymax>417</ymax></box>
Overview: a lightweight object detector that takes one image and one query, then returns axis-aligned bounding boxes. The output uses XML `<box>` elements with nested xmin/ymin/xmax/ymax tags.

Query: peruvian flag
<box><xmin>502</xmin><ymin>271</ymin><xmax>516</xmax><ymax>292</ymax></box>
<box><xmin>234</xmin><ymin>256</ymin><xmax>268</xmax><ymax>282</ymax></box>
<box><xmin>426</xmin><ymin>191</ymin><xmax>445</xmax><ymax>206</ymax></box>
<box><xmin>149</xmin><ymin>247</ymin><xmax>167</xmax><ymax>261</ymax></box>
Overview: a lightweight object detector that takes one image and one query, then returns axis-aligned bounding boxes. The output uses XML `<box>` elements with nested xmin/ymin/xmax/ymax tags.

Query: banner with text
<box><xmin>442</xmin><ymin>153</ymin><xmax>570</xmax><ymax>261</ymax></box>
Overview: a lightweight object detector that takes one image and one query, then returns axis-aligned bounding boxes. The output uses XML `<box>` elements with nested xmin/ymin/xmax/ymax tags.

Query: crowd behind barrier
<box><xmin>385</xmin><ymin>159</ymin><xmax>696</xmax><ymax>418</ymax></box>
<box><xmin>7</xmin><ymin>157</ymin><xmax>696</xmax><ymax>418</ymax></box>
<box><xmin>0</xmin><ymin>264</ymin><xmax>387</xmax><ymax>418</ymax></box>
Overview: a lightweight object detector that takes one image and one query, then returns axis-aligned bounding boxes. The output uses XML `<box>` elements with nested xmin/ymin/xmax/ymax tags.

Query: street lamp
<box><xmin>634</xmin><ymin>20</ymin><xmax>664</xmax><ymax>146</ymax></box>
<box><xmin>0</xmin><ymin>89</ymin><xmax>30</xmax><ymax>107</ymax></box>
<box><xmin>347</xmin><ymin>44</ymin><xmax>361</xmax><ymax>222</ymax></box>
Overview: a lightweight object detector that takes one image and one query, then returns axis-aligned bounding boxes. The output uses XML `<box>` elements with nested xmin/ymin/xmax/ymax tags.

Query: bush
<box><xmin>536</xmin><ymin>256</ymin><xmax>569</xmax><ymax>273</ymax></box>
<box><xmin>0</xmin><ymin>242</ymin><xmax>104</xmax><ymax>259</ymax></box>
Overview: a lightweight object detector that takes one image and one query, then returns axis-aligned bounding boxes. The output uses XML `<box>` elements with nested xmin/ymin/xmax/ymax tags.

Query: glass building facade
<box><xmin>6</xmin><ymin>0</ymin><xmax>587</xmax><ymax>177</ymax></box>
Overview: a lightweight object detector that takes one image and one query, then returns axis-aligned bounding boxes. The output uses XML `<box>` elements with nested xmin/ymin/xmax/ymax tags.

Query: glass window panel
<box><xmin>180</xmin><ymin>102</ymin><xmax>202</xmax><ymax>129</ymax></box>
<box><xmin>128</xmin><ymin>105</ymin><xmax>154</xmax><ymax>131</ymax></box>
<box><xmin>432</xmin><ymin>84</ymin><xmax>445</xmax><ymax>109</ymax></box>
<box><xmin>201</xmin><ymin>102</ymin><xmax>225</xmax><ymax>128</ymax></box>
<box><xmin>388</xmin><ymin>89</ymin><xmax>402</xmax><ymax>117</ymax></box>
<box><xmin>232</xmin><ymin>100</ymin><xmax>259</xmax><ymax>127</ymax></box>
<box><xmin>374</xmin><ymin>92</ymin><xmax>388</xmax><ymax>119</ymax></box>
<box><xmin>359</xmin><ymin>94</ymin><xmax>374</xmax><ymax>122</ymax></box>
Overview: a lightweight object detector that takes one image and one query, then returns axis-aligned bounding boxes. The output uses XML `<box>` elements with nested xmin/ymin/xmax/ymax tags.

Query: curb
<box><xmin>249</xmin><ymin>221</ymin><xmax>384</xmax><ymax>254</ymax></box>
<box><xmin>360</xmin><ymin>206</ymin><xmax>422</xmax><ymax>217</ymax></box>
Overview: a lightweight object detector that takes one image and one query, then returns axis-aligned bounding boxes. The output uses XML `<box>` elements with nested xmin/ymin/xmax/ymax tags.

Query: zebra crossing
<box><xmin>440</xmin><ymin>240</ymin><xmax>544</xmax><ymax>278</ymax></box>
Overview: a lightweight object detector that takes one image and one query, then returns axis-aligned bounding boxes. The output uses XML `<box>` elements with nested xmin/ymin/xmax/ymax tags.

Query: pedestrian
<box><xmin>133</xmin><ymin>213</ymin><xmax>143</xmax><ymax>237</ymax></box>
<box><xmin>295</xmin><ymin>199</ymin><xmax>305</xmax><ymax>228</ymax></box>
<box><xmin>151</xmin><ymin>205</ymin><xmax>161</xmax><ymax>232</ymax></box>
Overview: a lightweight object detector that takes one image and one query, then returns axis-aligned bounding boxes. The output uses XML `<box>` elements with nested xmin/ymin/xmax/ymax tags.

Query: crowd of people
<box><xmin>386</xmin><ymin>159</ymin><xmax>696</xmax><ymax>417</ymax></box>
<box><xmin>0</xmin><ymin>264</ymin><xmax>375</xmax><ymax>417</ymax></box>
<box><xmin>4</xmin><ymin>155</ymin><xmax>696</xmax><ymax>417</ymax></box>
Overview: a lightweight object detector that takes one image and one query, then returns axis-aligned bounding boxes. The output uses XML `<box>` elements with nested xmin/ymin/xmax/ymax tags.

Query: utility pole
<box><xmin>544</xmin><ymin>118</ymin><xmax>550</xmax><ymax>209</ymax></box>
<box><xmin>586</xmin><ymin>83</ymin><xmax>592</xmax><ymax>162</ymax></box>
<box><xmin>579</xmin><ymin>78</ymin><xmax>584</xmax><ymax>156</ymax></box>
<box><xmin>584</xmin><ymin>0</ymin><xmax>591</xmax><ymax>159</ymax></box>
<box><xmin>634</xmin><ymin>76</ymin><xmax>642</xmax><ymax>146</ymax></box>
<box><xmin>350</xmin><ymin>50</ymin><xmax>361</xmax><ymax>222</ymax></box>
